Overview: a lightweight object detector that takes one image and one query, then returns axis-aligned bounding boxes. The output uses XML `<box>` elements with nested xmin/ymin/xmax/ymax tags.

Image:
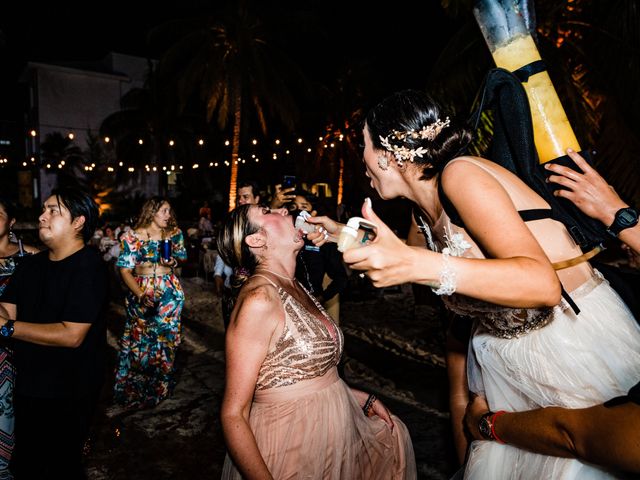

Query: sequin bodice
<box><xmin>255</xmin><ymin>286</ymin><xmax>344</xmax><ymax>391</ymax></box>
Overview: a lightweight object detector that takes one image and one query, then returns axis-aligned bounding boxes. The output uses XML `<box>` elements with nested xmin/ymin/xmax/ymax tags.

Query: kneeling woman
<box><xmin>218</xmin><ymin>205</ymin><xmax>416</xmax><ymax>480</ymax></box>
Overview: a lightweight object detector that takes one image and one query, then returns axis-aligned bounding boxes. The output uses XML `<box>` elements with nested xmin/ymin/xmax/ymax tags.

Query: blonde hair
<box><xmin>134</xmin><ymin>197</ymin><xmax>177</xmax><ymax>234</ymax></box>
<box><xmin>216</xmin><ymin>204</ymin><xmax>261</xmax><ymax>288</ymax></box>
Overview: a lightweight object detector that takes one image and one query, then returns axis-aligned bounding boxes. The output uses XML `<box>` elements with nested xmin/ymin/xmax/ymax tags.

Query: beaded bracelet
<box><xmin>362</xmin><ymin>393</ymin><xmax>377</xmax><ymax>416</ymax></box>
<box><xmin>432</xmin><ymin>248</ymin><xmax>457</xmax><ymax>296</ymax></box>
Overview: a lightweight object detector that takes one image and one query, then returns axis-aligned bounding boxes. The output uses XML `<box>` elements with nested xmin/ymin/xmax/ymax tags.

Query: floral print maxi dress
<box><xmin>0</xmin><ymin>256</ymin><xmax>20</xmax><ymax>479</ymax></box>
<box><xmin>113</xmin><ymin>229</ymin><xmax>187</xmax><ymax>409</ymax></box>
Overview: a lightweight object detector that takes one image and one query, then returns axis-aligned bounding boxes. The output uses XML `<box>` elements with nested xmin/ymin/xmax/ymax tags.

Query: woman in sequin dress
<box><xmin>114</xmin><ymin>198</ymin><xmax>187</xmax><ymax>409</ymax></box>
<box><xmin>307</xmin><ymin>90</ymin><xmax>640</xmax><ymax>479</ymax></box>
<box><xmin>0</xmin><ymin>198</ymin><xmax>37</xmax><ymax>479</ymax></box>
<box><xmin>217</xmin><ymin>204</ymin><xmax>416</xmax><ymax>480</ymax></box>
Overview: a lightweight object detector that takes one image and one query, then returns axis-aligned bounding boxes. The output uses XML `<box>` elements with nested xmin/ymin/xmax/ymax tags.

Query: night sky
<box><xmin>0</xmin><ymin>1</ymin><xmax>462</xmax><ymax>119</ymax></box>
<box><xmin>0</xmin><ymin>0</ymin><xmax>465</xmax><ymax>226</ymax></box>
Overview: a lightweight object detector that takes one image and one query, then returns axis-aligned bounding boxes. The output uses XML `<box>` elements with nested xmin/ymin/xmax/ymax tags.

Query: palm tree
<box><xmin>307</xmin><ymin>67</ymin><xmax>371</xmax><ymax>207</ymax></box>
<box><xmin>100</xmin><ymin>77</ymin><xmax>207</xmax><ymax>196</ymax></box>
<box><xmin>150</xmin><ymin>0</ymin><xmax>306</xmax><ymax>210</ymax></box>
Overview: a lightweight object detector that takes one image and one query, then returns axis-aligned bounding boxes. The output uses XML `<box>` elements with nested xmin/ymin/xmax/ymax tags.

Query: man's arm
<box><xmin>546</xmin><ymin>148</ymin><xmax>640</xmax><ymax>254</ymax></box>
<box><xmin>1</xmin><ymin>302</ymin><xmax>90</xmax><ymax>348</ymax></box>
<box><xmin>465</xmin><ymin>394</ymin><xmax>640</xmax><ymax>473</ymax></box>
<box><xmin>0</xmin><ymin>303</ymin><xmax>16</xmax><ymax>322</ymax></box>
<box><xmin>0</xmin><ymin>313</ymin><xmax>90</xmax><ymax>348</ymax></box>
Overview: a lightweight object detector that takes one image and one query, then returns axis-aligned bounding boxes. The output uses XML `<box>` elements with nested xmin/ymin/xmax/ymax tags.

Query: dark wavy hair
<box><xmin>0</xmin><ymin>197</ymin><xmax>17</xmax><ymax>223</ymax></box>
<box><xmin>365</xmin><ymin>89</ymin><xmax>472</xmax><ymax>180</ymax></box>
<box><xmin>50</xmin><ymin>186</ymin><xmax>100</xmax><ymax>243</ymax></box>
<box><xmin>216</xmin><ymin>204</ymin><xmax>262</xmax><ymax>288</ymax></box>
<box><xmin>134</xmin><ymin>197</ymin><xmax>177</xmax><ymax>233</ymax></box>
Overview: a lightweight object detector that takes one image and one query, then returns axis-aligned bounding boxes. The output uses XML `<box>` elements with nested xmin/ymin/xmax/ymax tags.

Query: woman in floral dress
<box><xmin>114</xmin><ymin>197</ymin><xmax>187</xmax><ymax>409</ymax></box>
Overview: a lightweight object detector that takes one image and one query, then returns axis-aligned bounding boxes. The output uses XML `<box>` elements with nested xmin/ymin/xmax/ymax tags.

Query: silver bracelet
<box><xmin>432</xmin><ymin>248</ymin><xmax>457</xmax><ymax>296</ymax></box>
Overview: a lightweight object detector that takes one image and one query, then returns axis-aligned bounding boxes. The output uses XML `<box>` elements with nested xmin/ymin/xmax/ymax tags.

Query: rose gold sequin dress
<box><xmin>221</xmin><ymin>276</ymin><xmax>416</xmax><ymax>479</ymax></box>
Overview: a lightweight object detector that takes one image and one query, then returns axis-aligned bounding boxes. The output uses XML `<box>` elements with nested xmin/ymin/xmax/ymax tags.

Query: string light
<box><xmin>25</xmin><ymin>128</ymin><xmax>349</xmax><ymax>175</ymax></box>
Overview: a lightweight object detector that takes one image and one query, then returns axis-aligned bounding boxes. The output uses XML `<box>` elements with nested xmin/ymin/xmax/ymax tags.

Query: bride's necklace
<box><xmin>256</xmin><ymin>268</ymin><xmax>296</xmax><ymax>282</ymax></box>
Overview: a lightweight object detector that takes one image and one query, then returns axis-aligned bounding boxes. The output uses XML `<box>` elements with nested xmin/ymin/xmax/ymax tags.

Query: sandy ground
<box><xmin>84</xmin><ymin>275</ymin><xmax>458</xmax><ymax>479</ymax></box>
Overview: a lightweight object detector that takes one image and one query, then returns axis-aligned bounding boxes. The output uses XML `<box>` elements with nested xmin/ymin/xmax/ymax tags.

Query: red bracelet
<box><xmin>490</xmin><ymin>410</ymin><xmax>507</xmax><ymax>444</ymax></box>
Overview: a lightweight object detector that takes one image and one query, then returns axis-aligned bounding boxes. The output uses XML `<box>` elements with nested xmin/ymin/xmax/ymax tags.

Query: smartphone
<box><xmin>282</xmin><ymin>175</ymin><xmax>296</xmax><ymax>189</ymax></box>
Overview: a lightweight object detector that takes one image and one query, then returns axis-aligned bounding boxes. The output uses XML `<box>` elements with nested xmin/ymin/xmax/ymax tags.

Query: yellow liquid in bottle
<box><xmin>492</xmin><ymin>35</ymin><xmax>581</xmax><ymax>163</ymax></box>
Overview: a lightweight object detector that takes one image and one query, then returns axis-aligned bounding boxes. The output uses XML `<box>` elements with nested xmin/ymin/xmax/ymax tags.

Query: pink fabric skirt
<box><xmin>221</xmin><ymin>368</ymin><xmax>416</xmax><ymax>479</ymax></box>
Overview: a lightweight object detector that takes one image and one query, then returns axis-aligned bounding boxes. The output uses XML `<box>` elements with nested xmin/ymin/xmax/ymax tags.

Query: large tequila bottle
<box><xmin>473</xmin><ymin>0</ymin><xmax>580</xmax><ymax>163</ymax></box>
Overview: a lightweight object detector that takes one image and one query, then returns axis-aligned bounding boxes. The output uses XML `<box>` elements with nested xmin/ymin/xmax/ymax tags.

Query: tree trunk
<box><xmin>337</xmin><ymin>156</ymin><xmax>344</xmax><ymax>205</ymax></box>
<box><xmin>228</xmin><ymin>93</ymin><xmax>242</xmax><ymax>211</ymax></box>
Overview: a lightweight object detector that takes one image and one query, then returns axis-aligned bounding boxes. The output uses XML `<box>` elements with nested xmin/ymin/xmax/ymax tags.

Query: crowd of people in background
<box><xmin>0</xmin><ymin>89</ymin><xmax>638</xmax><ymax>478</ymax></box>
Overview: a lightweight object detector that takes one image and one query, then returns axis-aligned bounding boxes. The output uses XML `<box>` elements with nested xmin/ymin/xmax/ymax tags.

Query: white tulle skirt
<box><xmin>464</xmin><ymin>273</ymin><xmax>640</xmax><ymax>479</ymax></box>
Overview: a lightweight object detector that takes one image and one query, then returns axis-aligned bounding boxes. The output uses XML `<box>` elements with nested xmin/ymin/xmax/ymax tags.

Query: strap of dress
<box><xmin>438</xmin><ymin>179</ymin><xmax>552</xmax><ymax>226</ymax></box>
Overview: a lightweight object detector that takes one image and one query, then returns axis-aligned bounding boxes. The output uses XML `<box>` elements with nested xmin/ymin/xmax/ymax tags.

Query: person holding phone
<box><xmin>269</xmin><ymin>175</ymin><xmax>297</xmax><ymax>208</ymax></box>
<box><xmin>114</xmin><ymin>197</ymin><xmax>187</xmax><ymax>409</ymax></box>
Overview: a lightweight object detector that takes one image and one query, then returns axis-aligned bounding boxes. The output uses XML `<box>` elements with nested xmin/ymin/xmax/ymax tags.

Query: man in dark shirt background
<box><xmin>289</xmin><ymin>191</ymin><xmax>348</xmax><ymax>321</ymax></box>
<box><xmin>0</xmin><ymin>186</ymin><xmax>107</xmax><ymax>479</ymax></box>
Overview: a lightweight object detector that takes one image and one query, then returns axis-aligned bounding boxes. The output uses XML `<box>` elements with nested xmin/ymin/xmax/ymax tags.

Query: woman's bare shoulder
<box><xmin>441</xmin><ymin>156</ymin><xmax>502</xmax><ymax>188</ymax></box>
<box><xmin>232</xmin><ymin>278</ymin><xmax>282</xmax><ymax>329</ymax></box>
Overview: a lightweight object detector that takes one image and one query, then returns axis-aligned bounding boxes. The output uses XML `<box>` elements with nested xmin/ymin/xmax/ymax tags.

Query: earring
<box><xmin>8</xmin><ymin>227</ymin><xmax>16</xmax><ymax>243</ymax></box>
<box><xmin>377</xmin><ymin>155</ymin><xmax>389</xmax><ymax>171</ymax></box>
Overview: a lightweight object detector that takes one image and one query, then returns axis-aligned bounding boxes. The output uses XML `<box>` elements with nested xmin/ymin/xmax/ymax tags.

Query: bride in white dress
<box><xmin>308</xmin><ymin>90</ymin><xmax>640</xmax><ymax>479</ymax></box>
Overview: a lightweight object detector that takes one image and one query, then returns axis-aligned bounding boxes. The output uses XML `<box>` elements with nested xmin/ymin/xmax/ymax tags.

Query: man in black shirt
<box><xmin>0</xmin><ymin>186</ymin><xmax>107</xmax><ymax>479</ymax></box>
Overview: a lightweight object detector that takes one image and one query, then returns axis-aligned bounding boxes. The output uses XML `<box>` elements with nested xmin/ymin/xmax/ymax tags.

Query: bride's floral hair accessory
<box><xmin>379</xmin><ymin>117</ymin><xmax>451</xmax><ymax>166</ymax></box>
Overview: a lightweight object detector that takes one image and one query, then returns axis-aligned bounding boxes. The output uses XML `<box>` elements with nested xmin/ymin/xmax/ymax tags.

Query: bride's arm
<box><xmin>344</xmin><ymin>162</ymin><xmax>561</xmax><ymax>308</ymax></box>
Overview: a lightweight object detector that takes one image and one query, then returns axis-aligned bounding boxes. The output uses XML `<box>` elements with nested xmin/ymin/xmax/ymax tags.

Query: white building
<box><xmin>20</xmin><ymin>52</ymin><xmax>158</xmax><ymax>205</ymax></box>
